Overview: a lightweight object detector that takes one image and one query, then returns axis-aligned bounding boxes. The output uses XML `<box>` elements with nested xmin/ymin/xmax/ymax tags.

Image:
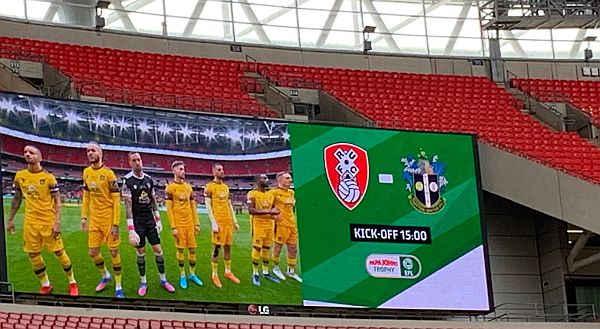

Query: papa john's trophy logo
<box><xmin>401</xmin><ymin>148</ymin><xmax>447</xmax><ymax>214</ymax></box>
<box><xmin>324</xmin><ymin>143</ymin><xmax>369</xmax><ymax>211</ymax></box>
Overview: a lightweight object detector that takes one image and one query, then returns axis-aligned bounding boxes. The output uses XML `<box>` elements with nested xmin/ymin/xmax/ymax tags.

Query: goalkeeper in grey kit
<box><xmin>122</xmin><ymin>152</ymin><xmax>175</xmax><ymax>296</ymax></box>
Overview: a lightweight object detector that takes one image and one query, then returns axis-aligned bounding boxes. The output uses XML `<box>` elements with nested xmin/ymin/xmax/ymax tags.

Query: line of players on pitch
<box><xmin>6</xmin><ymin>143</ymin><xmax>301</xmax><ymax>298</ymax></box>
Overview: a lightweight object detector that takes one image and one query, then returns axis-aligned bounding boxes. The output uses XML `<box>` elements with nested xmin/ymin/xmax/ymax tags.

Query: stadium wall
<box><xmin>0</xmin><ymin>19</ymin><xmax>488</xmax><ymax>77</ymax></box>
<box><xmin>484</xmin><ymin>193</ymin><xmax>544</xmax><ymax>307</ymax></box>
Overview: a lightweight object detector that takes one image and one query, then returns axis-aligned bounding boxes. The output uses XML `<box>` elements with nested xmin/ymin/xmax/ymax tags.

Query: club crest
<box><xmin>401</xmin><ymin>148</ymin><xmax>447</xmax><ymax>214</ymax></box>
<box><xmin>323</xmin><ymin>143</ymin><xmax>369</xmax><ymax>211</ymax></box>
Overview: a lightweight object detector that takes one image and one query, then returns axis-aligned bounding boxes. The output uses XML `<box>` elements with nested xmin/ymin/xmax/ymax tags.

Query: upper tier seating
<box><xmin>0</xmin><ymin>37</ymin><xmax>277</xmax><ymax>118</ymax></box>
<box><xmin>259</xmin><ymin>64</ymin><xmax>600</xmax><ymax>184</ymax></box>
<box><xmin>1</xmin><ymin>37</ymin><xmax>600</xmax><ymax>183</ymax></box>
<box><xmin>512</xmin><ymin>78</ymin><xmax>600</xmax><ymax>125</ymax></box>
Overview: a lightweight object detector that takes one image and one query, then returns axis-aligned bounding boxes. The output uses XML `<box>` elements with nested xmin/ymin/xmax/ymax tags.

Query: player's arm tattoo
<box><xmin>121</xmin><ymin>183</ymin><xmax>134</xmax><ymax>220</ymax></box>
<box><xmin>150</xmin><ymin>186</ymin><xmax>160</xmax><ymax>221</ymax></box>
<box><xmin>52</xmin><ymin>189</ymin><xmax>62</xmax><ymax>226</ymax></box>
<box><xmin>8</xmin><ymin>188</ymin><xmax>22</xmax><ymax>222</ymax></box>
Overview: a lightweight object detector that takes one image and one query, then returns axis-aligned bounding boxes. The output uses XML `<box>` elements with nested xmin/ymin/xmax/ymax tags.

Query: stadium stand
<box><xmin>511</xmin><ymin>78</ymin><xmax>600</xmax><ymax>125</ymax></box>
<box><xmin>0</xmin><ymin>37</ymin><xmax>276</xmax><ymax>118</ymax></box>
<box><xmin>258</xmin><ymin>65</ymin><xmax>600</xmax><ymax>184</ymax></box>
<box><xmin>0</xmin><ymin>135</ymin><xmax>290</xmax><ymax>176</ymax></box>
<box><xmin>1</xmin><ymin>37</ymin><xmax>599</xmax><ymax>184</ymax></box>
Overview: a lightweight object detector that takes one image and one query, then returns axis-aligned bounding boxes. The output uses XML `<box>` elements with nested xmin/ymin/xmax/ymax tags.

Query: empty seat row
<box><xmin>260</xmin><ymin>65</ymin><xmax>600</xmax><ymax>184</ymax></box>
<box><xmin>0</xmin><ymin>37</ymin><xmax>277</xmax><ymax>118</ymax></box>
<box><xmin>1</xmin><ymin>36</ymin><xmax>600</xmax><ymax>184</ymax></box>
<box><xmin>512</xmin><ymin>78</ymin><xmax>600</xmax><ymax>125</ymax></box>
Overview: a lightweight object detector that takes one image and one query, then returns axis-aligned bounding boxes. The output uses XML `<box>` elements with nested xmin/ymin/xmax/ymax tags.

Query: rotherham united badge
<box><xmin>323</xmin><ymin>143</ymin><xmax>369</xmax><ymax>211</ymax></box>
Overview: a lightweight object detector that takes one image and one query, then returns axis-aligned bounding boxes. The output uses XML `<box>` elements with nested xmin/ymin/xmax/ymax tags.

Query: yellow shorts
<box><xmin>274</xmin><ymin>224</ymin><xmax>298</xmax><ymax>245</ymax></box>
<box><xmin>88</xmin><ymin>224</ymin><xmax>120</xmax><ymax>249</ymax></box>
<box><xmin>252</xmin><ymin>220</ymin><xmax>274</xmax><ymax>248</ymax></box>
<box><xmin>212</xmin><ymin>225</ymin><xmax>233</xmax><ymax>246</ymax></box>
<box><xmin>175</xmin><ymin>226</ymin><xmax>197</xmax><ymax>249</ymax></box>
<box><xmin>23</xmin><ymin>224</ymin><xmax>64</xmax><ymax>253</ymax></box>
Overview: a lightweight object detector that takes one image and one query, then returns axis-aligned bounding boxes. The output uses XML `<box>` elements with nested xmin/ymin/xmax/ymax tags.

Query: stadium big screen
<box><xmin>0</xmin><ymin>92</ymin><xmax>491</xmax><ymax>312</ymax></box>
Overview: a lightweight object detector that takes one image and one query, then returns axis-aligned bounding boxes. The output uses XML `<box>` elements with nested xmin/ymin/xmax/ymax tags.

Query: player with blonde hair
<box><xmin>81</xmin><ymin>142</ymin><xmax>124</xmax><ymax>298</ymax></box>
<box><xmin>165</xmin><ymin>160</ymin><xmax>203</xmax><ymax>289</ymax></box>
<box><xmin>271</xmin><ymin>172</ymin><xmax>301</xmax><ymax>282</ymax></box>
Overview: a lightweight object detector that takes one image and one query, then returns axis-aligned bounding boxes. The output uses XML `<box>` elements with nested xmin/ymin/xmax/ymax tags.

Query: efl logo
<box><xmin>365</xmin><ymin>254</ymin><xmax>422</xmax><ymax>279</ymax></box>
<box><xmin>323</xmin><ymin>143</ymin><xmax>369</xmax><ymax>211</ymax></box>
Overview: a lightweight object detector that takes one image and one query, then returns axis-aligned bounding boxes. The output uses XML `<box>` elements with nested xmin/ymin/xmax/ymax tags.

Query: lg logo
<box><xmin>247</xmin><ymin>304</ymin><xmax>270</xmax><ymax>315</ymax></box>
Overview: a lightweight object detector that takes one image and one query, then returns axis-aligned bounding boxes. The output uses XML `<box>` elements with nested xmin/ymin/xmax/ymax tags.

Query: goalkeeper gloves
<box><xmin>127</xmin><ymin>218</ymin><xmax>140</xmax><ymax>246</ymax></box>
<box><xmin>155</xmin><ymin>220</ymin><xmax>163</xmax><ymax>234</ymax></box>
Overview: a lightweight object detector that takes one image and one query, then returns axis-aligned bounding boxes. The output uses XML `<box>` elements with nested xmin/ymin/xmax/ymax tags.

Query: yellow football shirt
<box><xmin>271</xmin><ymin>187</ymin><xmax>296</xmax><ymax>227</ymax></box>
<box><xmin>82</xmin><ymin>165</ymin><xmax>120</xmax><ymax>227</ymax></box>
<box><xmin>247</xmin><ymin>189</ymin><xmax>275</xmax><ymax>224</ymax></box>
<box><xmin>13</xmin><ymin>169</ymin><xmax>58</xmax><ymax>226</ymax></box>
<box><xmin>165</xmin><ymin>181</ymin><xmax>198</xmax><ymax>228</ymax></box>
<box><xmin>204</xmin><ymin>181</ymin><xmax>233</xmax><ymax>226</ymax></box>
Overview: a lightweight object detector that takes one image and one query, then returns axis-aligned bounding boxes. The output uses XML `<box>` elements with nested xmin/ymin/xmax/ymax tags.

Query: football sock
<box><xmin>288</xmin><ymin>258</ymin><xmax>297</xmax><ymax>273</ymax></box>
<box><xmin>224</xmin><ymin>260</ymin><xmax>232</xmax><ymax>273</ymax></box>
<box><xmin>30</xmin><ymin>254</ymin><xmax>49</xmax><ymax>286</ymax></box>
<box><xmin>251</xmin><ymin>247</ymin><xmax>261</xmax><ymax>275</ymax></box>
<box><xmin>211</xmin><ymin>261</ymin><xmax>218</xmax><ymax>276</ymax></box>
<box><xmin>92</xmin><ymin>253</ymin><xmax>108</xmax><ymax>277</ymax></box>
<box><xmin>111</xmin><ymin>252</ymin><xmax>122</xmax><ymax>289</ymax></box>
<box><xmin>56</xmin><ymin>251</ymin><xmax>75</xmax><ymax>283</ymax></box>
<box><xmin>136</xmin><ymin>252</ymin><xmax>146</xmax><ymax>277</ymax></box>
<box><xmin>272</xmin><ymin>254</ymin><xmax>280</xmax><ymax>267</ymax></box>
<box><xmin>155</xmin><ymin>251</ymin><xmax>165</xmax><ymax>274</ymax></box>
<box><xmin>176</xmin><ymin>248</ymin><xmax>185</xmax><ymax>277</ymax></box>
<box><xmin>188</xmin><ymin>251</ymin><xmax>197</xmax><ymax>276</ymax></box>
<box><xmin>261</xmin><ymin>247</ymin><xmax>270</xmax><ymax>274</ymax></box>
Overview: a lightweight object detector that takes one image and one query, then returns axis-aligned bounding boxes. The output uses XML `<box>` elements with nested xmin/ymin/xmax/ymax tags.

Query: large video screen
<box><xmin>0</xmin><ymin>92</ymin><xmax>491</xmax><ymax>312</ymax></box>
<box><xmin>289</xmin><ymin>124</ymin><xmax>491</xmax><ymax>310</ymax></box>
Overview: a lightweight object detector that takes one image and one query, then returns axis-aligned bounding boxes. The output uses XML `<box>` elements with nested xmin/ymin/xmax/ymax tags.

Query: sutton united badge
<box><xmin>323</xmin><ymin>142</ymin><xmax>369</xmax><ymax>211</ymax></box>
<box><xmin>401</xmin><ymin>148</ymin><xmax>447</xmax><ymax>214</ymax></box>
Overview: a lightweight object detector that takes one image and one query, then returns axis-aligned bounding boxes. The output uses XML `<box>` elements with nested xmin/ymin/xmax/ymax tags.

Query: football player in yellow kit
<box><xmin>247</xmin><ymin>174</ymin><xmax>281</xmax><ymax>286</ymax></box>
<box><xmin>81</xmin><ymin>142</ymin><xmax>124</xmax><ymax>298</ymax></box>
<box><xmin>204</xmin><ymin>163</ymin><xmax>240</xmax><ymax>288</ymax></box>
<box><xmin>6</xmin><ymin>145</ymin><xmax>79</xmax><ymax>296</ymax></box>
<box><xmin>271</xmin><ymin>172</ymin><xmax>301</xmax><ymax>282</ymax></box>
<box><xmin>165</xmin><ymin>161</ymin><xmax>203</xmax><ymax>289</ymax></box>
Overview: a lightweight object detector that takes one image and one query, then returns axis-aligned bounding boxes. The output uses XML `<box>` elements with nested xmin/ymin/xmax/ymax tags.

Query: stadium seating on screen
<box><xmin>1</xmin><ymin>135</ymin><xmax>289</xmax><ymax>176</ymax></box>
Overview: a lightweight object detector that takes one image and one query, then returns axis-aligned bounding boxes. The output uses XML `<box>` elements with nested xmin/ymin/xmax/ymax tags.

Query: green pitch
<box><xmin>3</xmin><ymin>200</ymin><xmax>302</xmax><ymax>305</ymax></box>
